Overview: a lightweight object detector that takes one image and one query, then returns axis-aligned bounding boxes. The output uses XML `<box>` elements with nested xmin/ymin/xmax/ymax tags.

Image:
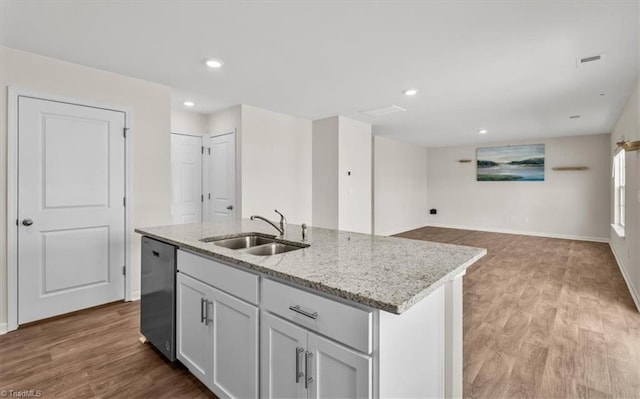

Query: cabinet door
<box><xmin>176</xmin><ymin>273</ymin><xmax>214</xmax><ymax>386</ymax></box>
<box><xmin>308</xmin><ymin>332</ymin><xmax>372</xmax><ymax>399</ymax></box>
<box><xmin>211</xmin><ymin>287</ymin><xmax>259</xmax><ymax>399</ymax></box>
<box><xmin>261</xmin><ymin>312</ymin><xmax>307</xmax><ymax>399</ymax></box>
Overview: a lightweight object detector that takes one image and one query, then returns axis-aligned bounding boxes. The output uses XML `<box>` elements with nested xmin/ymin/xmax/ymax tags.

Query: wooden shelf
<box><xmin>552</xmin><ymin>166</ymin><xmax>588</xmax><ymax>171</ymax></box>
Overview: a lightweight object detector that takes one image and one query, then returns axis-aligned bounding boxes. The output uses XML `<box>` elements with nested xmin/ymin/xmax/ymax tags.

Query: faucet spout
<box><xmin>250</xmin><ymin>215</ymin><xmax>284</xmax><ymax>236</ymax></box>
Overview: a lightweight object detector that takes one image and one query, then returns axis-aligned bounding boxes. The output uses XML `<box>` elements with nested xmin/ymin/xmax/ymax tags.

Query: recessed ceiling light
<box><xmin>403</xmin><ymin>89</ymin><xmax>418</xmax><ymax>96</ymax></box>
<box><xmin>478</xmin><ymin>129</ymin><xmax>488</xmax><ymax>134</ymax></box>
<box><xmin>205</xmin><ymin>59</ymin><xmax>224</xmax><ymax>68</ymax></box>
<box><xmin>569</xmin><ymin>115</ymin><xmax>580</xmax><ymax>119</ymax></box>
<box><xmin>183</xmin><ymin>101</ymin><xmax>195</xmax><ymax>107</ymax></box>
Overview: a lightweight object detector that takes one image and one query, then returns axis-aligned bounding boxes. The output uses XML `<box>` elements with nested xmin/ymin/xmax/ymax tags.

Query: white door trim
<box><xmin>6</xmin><ymin>87</ymin><xmax>133</xmax><ymax>333</ymax></box>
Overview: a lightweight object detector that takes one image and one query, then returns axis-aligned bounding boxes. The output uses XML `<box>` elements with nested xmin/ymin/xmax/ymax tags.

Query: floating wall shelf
<box><xmin>552</xmin><ymin>166</ymin><xmax>589</xmax><ymax>171</ymax></box>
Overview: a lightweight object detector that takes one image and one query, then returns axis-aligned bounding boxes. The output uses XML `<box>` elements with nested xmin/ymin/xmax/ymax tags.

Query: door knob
<box><xmin>22</xmin><ymin>219</ymin><xmax>34</xmax><ymax>226</ymax></box>
<box><xmin>226</xmin><ymin>205</ymin><xmax>234</xmax><ymax>210</ymax></box>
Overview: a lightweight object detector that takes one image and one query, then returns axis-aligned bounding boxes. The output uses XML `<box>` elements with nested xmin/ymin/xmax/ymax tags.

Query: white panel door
<box><xmin>308</xmin><ymin>332</ymin><xmax>372</xmax><ymax>399</ymax></box>
<box><xmin>17</xmin><ymin>96</ymin><xmax>126</xmax><ymax>324</ymax></box>
<box><xmin>211</xmin><ymin>287</ymin><xmax>259</xmax><ymax>399</ymax></box>
<box><xmin>261</xmin><ymin>311</ymin><xmax>307</xmax><ymax>399</ymax></box>
<box><xmin>171</xmin><ymin>134</ymin><xmax>203</xmax><ymax>224</ymax></box>
<box><xmin>209</xmin><ymin>133</ymin><xmax>236</xmax><ymax>221</ymax></box>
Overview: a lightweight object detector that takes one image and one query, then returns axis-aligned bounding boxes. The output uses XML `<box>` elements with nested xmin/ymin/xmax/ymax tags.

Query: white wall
<box><xmin>312</xmin><ymin>117</ymin><xmax>339</xmax><ymax>229</ymax></box>
<box><xmin>171</xmin><ymin>109</ymin><xmax>208</xmax><ymax>135</ymax></box>
<box><xmin>240</xmin><ymin>105</ymin><xmax>312</xmax><ymax>225</ymax></box>
<box><xmin>427</xmin><ymin>134</ymin><xmax>611</xmax><ymax>241</ymax></box>
<box><xmin>0</xmin><ymin>47</ymin><xmax>172</xmax><ymax>330</ymax></box>
<box><xmin>338</xmin><ymin>117</ymin><xmax>372</xmax><ymax>234</ymax></box>
<box><xmin>374</xmin><ymin>136</ymin><xmax>428</xmax><ymax>236</ymax></box>
<box><xmin>609</xmin><ymin>81</ymin><xmax>640</xmax><ymax>309</ymax></box>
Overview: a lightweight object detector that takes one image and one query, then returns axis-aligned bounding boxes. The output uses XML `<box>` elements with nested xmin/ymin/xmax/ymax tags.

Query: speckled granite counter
<box><xmin>135</xmin><ymin>220</ymin><xmax>485</xmax><ymax>314</ymax></box>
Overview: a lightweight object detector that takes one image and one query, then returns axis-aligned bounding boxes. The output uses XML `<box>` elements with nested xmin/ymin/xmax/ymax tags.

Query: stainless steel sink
<box><xmin>201</xmin><ymin>232</ymin><xmax>309</xmax><ymax>256</ymax></box>
<box><xmin>211</xmin><ymin>235</ymin><xmax>276</xmax><ymax>250</ymax></box>
<box><xmin>241</xmin><ymin>242</ymin><xmax>308</xmax><ymax>256</ymax></box>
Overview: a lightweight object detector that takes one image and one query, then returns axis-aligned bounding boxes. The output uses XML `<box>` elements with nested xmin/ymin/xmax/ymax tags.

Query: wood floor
<box><xmin>1</xmin><ymin>227</ymin><xmax>639</xmax><ymax>398</ymax></box>
<box><xmin>396</xmin><ymin>227</ymin><xmax>640</xmax><ymax>399</ymax></box>
<box><xmin>0</xmin><ymin>301</ymin><xmax>215</xmax><ymax>398</ymax></box>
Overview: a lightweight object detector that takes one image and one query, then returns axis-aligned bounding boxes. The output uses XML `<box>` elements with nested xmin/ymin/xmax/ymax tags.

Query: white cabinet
<box><xmin>177</xmin><ymin>272</ymin><xmax>258</xmax><ymax>399</ymax></box>
<box><xmin>261</xmin><ymin>311</ymin><xmax>372</xmax><ymax>399</ymax></box>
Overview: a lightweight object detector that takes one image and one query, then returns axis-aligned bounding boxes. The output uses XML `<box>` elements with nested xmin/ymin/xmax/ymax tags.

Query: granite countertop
<box><xmin>135</xmin><ymin>220</ymin><xmax>486</xmax><ymax>314</ymax></box>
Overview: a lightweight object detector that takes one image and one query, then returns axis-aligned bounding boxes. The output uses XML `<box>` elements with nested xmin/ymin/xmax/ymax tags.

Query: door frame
<box><xmin>6</xmin><ymin>87</ymin><xmax>133</xmax><ymax>333</ymax></box>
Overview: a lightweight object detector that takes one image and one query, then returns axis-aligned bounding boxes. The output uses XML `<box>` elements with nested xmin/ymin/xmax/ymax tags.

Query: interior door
<box><xmin>171</xmin><ymin>133</ymin><xmax>203</xmax><ymax>224</ymax></box>
<box><xmin>208</xmin><ymin>132</ymin><xmax>236</xmax><ymax>221</ymax></box>
<box><xmin>17</xmin><ymin>96</ymin><xmax>126</xmax><ymax>324</ymax></box>
<box><xmin>261</xmin><ymin>311</ymin><xmax>307</xmax><ymax>399</ymax></box>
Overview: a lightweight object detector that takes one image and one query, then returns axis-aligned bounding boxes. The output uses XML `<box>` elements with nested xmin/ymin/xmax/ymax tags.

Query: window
<box><xmin>612</xmin><ymin>150</ymin><xmax>626</xmax><ymax>237</ymax></box>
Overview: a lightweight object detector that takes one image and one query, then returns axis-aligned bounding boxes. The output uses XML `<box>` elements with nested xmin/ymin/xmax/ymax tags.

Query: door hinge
<box><xmin>123</xmin><ymin>127</ymin><xmax>129</xmax><ymax>138</ymax></box>
<box><xmin>123</xmin><ymin>197</ymin><xmax>126</xmax><ymax>207</ymax></box>
<box><xmin>122</xmin><ymin>266</ymin><xmax>126</xmax><ymax>275</ymax></box>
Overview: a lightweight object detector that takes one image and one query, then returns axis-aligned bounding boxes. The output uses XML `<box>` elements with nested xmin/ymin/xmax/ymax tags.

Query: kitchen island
<box><xmin>136</xmin><ymin>220</ymin><xmax>485</xmax><ymax>399</ymax></box>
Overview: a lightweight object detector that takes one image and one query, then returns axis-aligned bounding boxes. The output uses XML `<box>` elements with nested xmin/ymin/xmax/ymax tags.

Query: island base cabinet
<box><xmin>176</xmin><ymin>272</ymin><xmax>214</xmax><ymax>385</ymax></box>
<box><xmin>177</xmin><ymin>272</ymin><xmax>258</xmax><ymax>399</ymax></box>
<box><xmin>261</xmin><ymin>311</ymin><xmax>371</xmax><ymax>399</ymax></box>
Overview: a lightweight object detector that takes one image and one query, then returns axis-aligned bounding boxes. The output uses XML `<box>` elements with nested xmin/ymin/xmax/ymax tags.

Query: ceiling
<box><xmin>1</xmin><ymin>1</ymin><xmax>638</xmax><ymax>147</ymax></box>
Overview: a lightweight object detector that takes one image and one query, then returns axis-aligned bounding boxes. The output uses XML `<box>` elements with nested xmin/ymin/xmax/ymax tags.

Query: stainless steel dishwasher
<box><xmin>141</xmin><ymin>236</ymin><xmax>177</xmax><ymax>361</ymax></box>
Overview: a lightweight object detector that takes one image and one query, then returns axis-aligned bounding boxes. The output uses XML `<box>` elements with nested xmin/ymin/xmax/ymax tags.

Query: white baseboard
<box><xmin>130</xmin><ymin>291</ymin><xmax>141</xmax><ymax>301</ymax></box>
<box><xmin>609</xmin><ymin>243</ymin><xmax>640</xmax><ymax>312</ymax></box>
<box><xmin>0</xmin><ymin>322</ymin><xmax>7</xmax><ymax>335</ymax></box>
<box><xmin>426</xmin><ymin>223</ymin><xmax>609</xmax><ymax>243</ymax></box>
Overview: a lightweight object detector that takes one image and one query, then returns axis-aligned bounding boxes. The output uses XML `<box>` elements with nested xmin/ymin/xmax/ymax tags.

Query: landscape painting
<box><xmin>477</xmin><ymin>144</ymin><xmax>545</xmax><ymax>181</ymax></box>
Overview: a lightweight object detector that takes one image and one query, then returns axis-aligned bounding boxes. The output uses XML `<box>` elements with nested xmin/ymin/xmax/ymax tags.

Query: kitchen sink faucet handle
<box><xmin>301</xmin><ymin>223</ymin><xmax>307</xmax><ymax>241</ymax></box>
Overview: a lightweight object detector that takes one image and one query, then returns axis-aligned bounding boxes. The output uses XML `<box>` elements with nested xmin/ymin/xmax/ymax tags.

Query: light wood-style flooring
<box><xmin>397</xmin><ymin>227</ymin><xmax>640</xmax><ymax>399</ymax></box>
<box><xmin>1</xmin><ymin>227</ymin><xmax>639</xmax><ymax>398</ymax></box>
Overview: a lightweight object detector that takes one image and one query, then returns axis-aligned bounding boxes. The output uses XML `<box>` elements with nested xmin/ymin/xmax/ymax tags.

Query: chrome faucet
<box><xmin>250</xmin><ymin>209</ymin><xmax>287</xmax><ymax>237</ymax></box>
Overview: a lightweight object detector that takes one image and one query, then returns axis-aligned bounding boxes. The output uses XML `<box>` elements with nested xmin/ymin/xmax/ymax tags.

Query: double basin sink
<box><xmin>201</xmin><ymin>233</ymin><xmax>309</xmax><ymax>256</ymax></box>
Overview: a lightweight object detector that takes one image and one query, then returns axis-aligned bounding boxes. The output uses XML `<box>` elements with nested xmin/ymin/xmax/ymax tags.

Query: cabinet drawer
<box><xmin>262</xmin><ymin>279</ymin><xmax>372</xmax><ymax>354</ymax></box>
<box><xmin>178</xmin><ymin>250</ymin><xmax>259</xmax><ymax>305</ymax></box>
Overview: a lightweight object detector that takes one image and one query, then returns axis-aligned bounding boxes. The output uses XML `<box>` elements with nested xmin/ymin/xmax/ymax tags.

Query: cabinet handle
<box><xmin>200</xmin><ymin>298</ymin><xmax>206</xmax><ymax>324</ymax></box>
<box><xmin>152</xmin><ymin>250</ymin><xmax>160</xmax><ymax>257</ymax></box>
<box><xmin>295</xmin><ymin>347</ymin><xmax>304</xmax><ymax>383</ymax></box>
<box><xmin>305</xmin><ymin>351</ymin><xmax>313</xmax><ymax>389</ymax></box>
<box><xmin>205</xmin><ymin>300</ymin><xmax>213</xmax><ymax>326</ymax></box>
<box><xmin>289</xmin><ymin>305</ymin><xmax>318</xmax><ymax>320</ymax></box>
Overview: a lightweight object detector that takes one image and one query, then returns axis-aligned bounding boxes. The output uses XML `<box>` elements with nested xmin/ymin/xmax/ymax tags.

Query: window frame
<box><xmin>612</xmin><ymin>149</ymin><xmax>626</xmax><ymax>237</ymax></box>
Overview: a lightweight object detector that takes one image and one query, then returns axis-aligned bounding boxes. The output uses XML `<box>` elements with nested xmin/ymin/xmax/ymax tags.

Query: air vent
<box><xmin>577</xmin><ymin>54</ymin><xmax>604</xmax><ymax>67</ymax></box>
<box><xmin>360</xmin><ymin>105</ymin><xmax>406</xmax><ymax>117</ymax></box>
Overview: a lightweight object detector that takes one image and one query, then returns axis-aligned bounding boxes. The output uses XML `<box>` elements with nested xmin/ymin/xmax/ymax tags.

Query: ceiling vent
<box><xmin>360</xmin><ymin>105</ymin><xmax>406</xmax><ymax>117</ymax></box>
<box><xmin>577</xmin><ymin>53</ymin><xmax>604</xmax><ymax>67</ymax></box>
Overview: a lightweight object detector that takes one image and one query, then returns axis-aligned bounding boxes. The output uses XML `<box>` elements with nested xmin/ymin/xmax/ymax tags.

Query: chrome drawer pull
<box><xmin>289</xmin><ymin>305</ymin><xmax>318</xmax><ymax>320</ymax></box>
<box><xmin>295</xmin><ymin>346</ymin><xmax>304</xmax><ymax>383</ymax></box>
<box><xmin>200</xmin><ymin>298</ymin><xmax>206</xmax><ymax>324</ymax></box>
<box><xmin>305</xmin><ymin>351</ymin><xmax>313</xmax><ymax>389</ymax></box>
